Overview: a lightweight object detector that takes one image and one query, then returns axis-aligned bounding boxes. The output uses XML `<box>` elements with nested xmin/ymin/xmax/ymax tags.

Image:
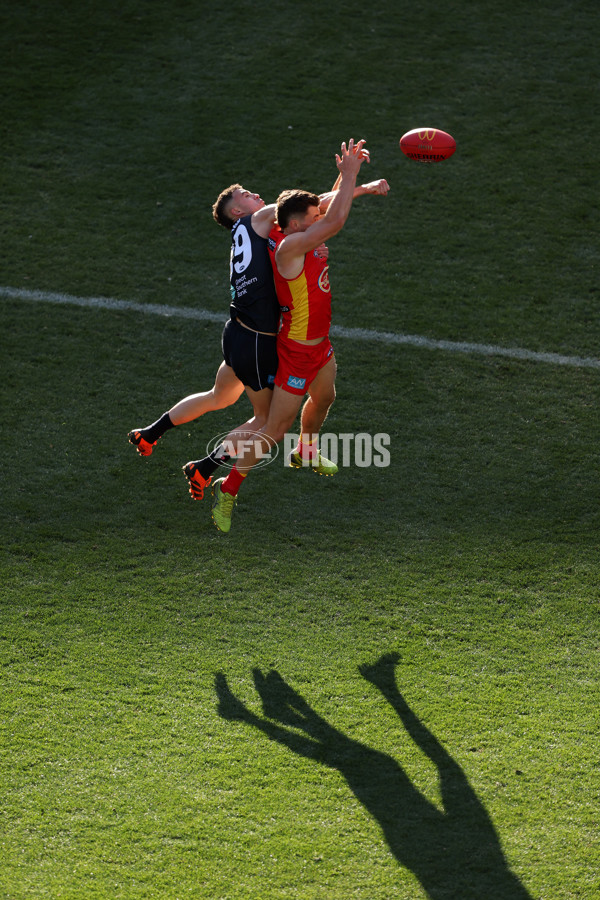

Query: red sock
<box><xmin>221</xmin><ymin>466</ymin><xmax>247</xmax><ymax>496</ymax></box>
<box><xmin>298</xmin><ymin>434</ymin><xmax>318</xmax><ymax>461</ymax></box>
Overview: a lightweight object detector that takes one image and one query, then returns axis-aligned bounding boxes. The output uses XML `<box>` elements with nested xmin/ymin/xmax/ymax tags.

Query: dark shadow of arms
<box><xmin>215</xmin><ymin>653</ymin><xmax>532</xmax><ymax>899</ymax></box>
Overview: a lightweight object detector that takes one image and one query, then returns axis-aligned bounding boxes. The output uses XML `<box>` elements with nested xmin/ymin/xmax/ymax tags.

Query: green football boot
<box><xmin>211</xmin><ymin>477</ymin><xmax>237</xmax><ymax>533</ymax></box>
<box><xmin>288</xmin><ymin>449</ymin><xmax>338</xmax><ymax>477</ymax></box>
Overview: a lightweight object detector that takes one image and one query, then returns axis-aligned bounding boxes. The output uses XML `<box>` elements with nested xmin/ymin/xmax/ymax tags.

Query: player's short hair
<box><xmin>212</xmin><ymin>183</ymin><xmax>243</xmax><ymax>229</ymax></box>
<box><xmin>276</xmin><ymin>189</ymin><xmax>320</xmax><ymax>230</ymax></box>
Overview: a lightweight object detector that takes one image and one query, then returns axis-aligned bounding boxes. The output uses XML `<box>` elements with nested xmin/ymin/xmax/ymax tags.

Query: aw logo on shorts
<box><xmin>318</xmin><ymin>265</ymin><xmax>330</xmax><ymax>293</ymax></box>
<box><xmin>287</xmin><ymin>375</ymin><xmax>306</xmax><ymax>390</ymax></box>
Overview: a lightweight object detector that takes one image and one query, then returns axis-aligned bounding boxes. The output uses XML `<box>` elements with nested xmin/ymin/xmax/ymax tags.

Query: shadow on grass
<box><xmin>216</xmin><ymin>653</ymin><xmax>532</xmax><ymax>899</ymax></box>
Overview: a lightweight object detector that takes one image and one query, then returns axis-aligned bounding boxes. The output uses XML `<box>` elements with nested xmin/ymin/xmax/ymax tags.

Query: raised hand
<box><xmin>335</xmin><ymin>138</ymin><xmax>369</xmax><ymax>177</ymax></box>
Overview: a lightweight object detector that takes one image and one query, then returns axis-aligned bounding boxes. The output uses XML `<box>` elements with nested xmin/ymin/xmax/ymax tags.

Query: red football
<box><xmin>400</xmin><ymin>127</ymin><xmax>456</xmax><ymax>163</ymax></box>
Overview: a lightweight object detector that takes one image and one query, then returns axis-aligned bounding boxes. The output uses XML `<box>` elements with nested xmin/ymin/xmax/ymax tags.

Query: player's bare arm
<box><xmin>318</xmin><ymin>146</ymin><xmax>379</xmax><ymax>210</ymax></box>
<box><xmin>275</xmin><ymin>139</ymin><xmax>368</xmax><ymax>278</ymax></box>
<box><xmin>355</xmin><ymin>178</ymin><xmax>390</xmax><ymax>196</ymax></box>
<box><xmin>251</xmin><ymin>172</ymin><xmax>382</xmax><ymax>239</ymax></box>
<box><xmin>251</xmin><ymin>202</ymin><xmax>278</xmax><ymax>238</ymax></box>
<box><xmin>254</xmin><ymin>175</ymin><xmax>389</xmax><ymax>238</ymax></box>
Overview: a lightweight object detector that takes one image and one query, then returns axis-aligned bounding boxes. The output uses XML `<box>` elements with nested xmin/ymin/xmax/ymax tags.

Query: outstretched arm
<box><xmin>318</xmin><ymin>147</ymin><xmax>390</xmax><ymax>210</ymax></box>
<box><xmin>276</xmin><ymin>138</ymin><xmax>368</xmax><ymax>275</ymax></box>
<box><xmin>252</xmin><ymin>148</ymin><xmax>386</xmax><ymax>236</ymax></box>
<box><xmin>319</xmin><ymin>177</ymin><xmax>390</xmax><ymax>212</ymax></box>
<box><xmin>355</xmin><ymin>178</ymin><xmax>390</xmax><ymax>196</ymax></box>
<box><xmin>360</xmin><ymin>654</ymin><xmax>461</xmax><ymax>774</ymax></box>
<box><xmin>323</xmin><ymin>147</ymin><xmax>365</xmax><ymax>199</ymax></box>
<box><xmin>215</xmin><ymin>672</ymin><xmax>325</xmax><ymax>762</ymax></box>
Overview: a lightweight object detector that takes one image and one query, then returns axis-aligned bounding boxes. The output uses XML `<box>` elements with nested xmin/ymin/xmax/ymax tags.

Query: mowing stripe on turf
<box><xmin>2</xmin><ymin>284</ymin><xmax>600</xmax><ymax>371</ymax></box>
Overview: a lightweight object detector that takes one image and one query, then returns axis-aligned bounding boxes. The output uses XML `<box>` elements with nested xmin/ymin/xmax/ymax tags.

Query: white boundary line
<box><xmin>2</xmin><ymin>284</ymin><xmax>599</xmax><ymax>371</ymax></box>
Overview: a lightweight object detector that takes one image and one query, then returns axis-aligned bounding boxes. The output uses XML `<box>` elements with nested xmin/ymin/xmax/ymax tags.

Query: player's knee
<box><xmin>315</xmin><ymin>388</ymin><xmax>335</xmax><ymax>412</ymax></box>
<box><xmin>213</xmin><ymin>387</ymin><xmax>240</xmax><ymax>410</ymax></box>
<box><xmin>268</xmin><ymin>416</ymin><xmax>297</xmax><ymax>444</ymax></box>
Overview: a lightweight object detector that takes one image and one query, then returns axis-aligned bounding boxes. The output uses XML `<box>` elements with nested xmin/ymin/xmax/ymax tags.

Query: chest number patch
<box><xmin>231</xmin><ymin>223</ymin><xmax>252</xmax><ymax>274</ymax></box>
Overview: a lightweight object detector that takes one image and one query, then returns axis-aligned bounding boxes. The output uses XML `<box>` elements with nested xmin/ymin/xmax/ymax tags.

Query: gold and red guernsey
<box><xmin>268</xmin><ymin>227</ymin><xmax>332</xmax><ymax>341</ymax></box>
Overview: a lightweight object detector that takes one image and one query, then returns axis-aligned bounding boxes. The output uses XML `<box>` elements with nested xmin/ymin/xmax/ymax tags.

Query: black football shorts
<box><xmin>221</xmin><ymin>318</ymin><xmax>278</xmax><ymax>392</ymax></box>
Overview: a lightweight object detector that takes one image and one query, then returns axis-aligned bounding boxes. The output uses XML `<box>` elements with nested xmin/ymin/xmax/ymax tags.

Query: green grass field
<box><xmin>1</xmin><ymin>1</ymin><xmax>599</xmax><ymax>897</ymax></box>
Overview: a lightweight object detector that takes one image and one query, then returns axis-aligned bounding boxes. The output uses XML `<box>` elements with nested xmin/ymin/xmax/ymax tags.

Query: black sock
<box><xmin>197</xmin><ymin>443</ymin><xmax>232</xmax><ymax>479</ymax></box>
<box><xmin>144</xmin><ymin>411</ymin><xmax>175</xmax><ymax>443</ymax></box>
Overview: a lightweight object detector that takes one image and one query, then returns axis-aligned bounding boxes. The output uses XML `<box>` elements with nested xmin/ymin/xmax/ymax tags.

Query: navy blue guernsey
<box><xmin>229</xmin><ymin>214</ymin><xmax>280</xmax><ymax>333</ymax></box>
